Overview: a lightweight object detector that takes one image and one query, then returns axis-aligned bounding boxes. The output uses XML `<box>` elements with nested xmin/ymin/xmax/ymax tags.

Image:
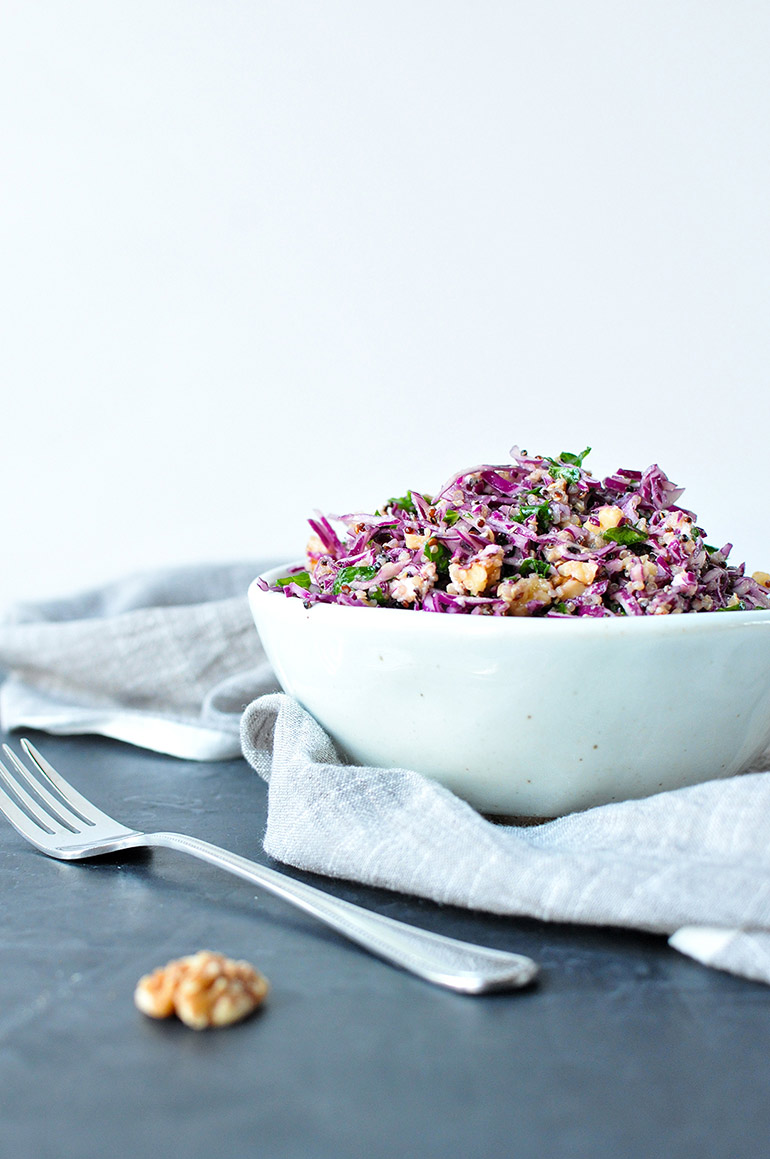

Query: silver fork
<box><xmin>0</xmin><ymin>739</ymin><xmax>538</xmax><ymax>995</ymax></box>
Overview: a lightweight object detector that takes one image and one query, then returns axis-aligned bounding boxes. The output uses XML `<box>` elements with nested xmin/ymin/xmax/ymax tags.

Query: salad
<box><xmin>268</xmin><ymin>446</ymin><xmax>770</xmax><ymax>617</ymax></box>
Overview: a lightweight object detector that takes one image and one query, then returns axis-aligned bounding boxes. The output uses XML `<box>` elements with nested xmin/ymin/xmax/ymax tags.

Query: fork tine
<box><xmin>0</xmin><ymin>754</ymin><xmax>75</xmax><ymax>835</ymax></box>
<box><xmin>2</xmin><ymin>745</ymin><xmax>92</xmax><ymax>831</ymax></box>
<box><xmin>0</xmin><ymin>774</ymin><xmax>60</xmax><ymax>839</ymax></box>
<box><xmin>20</xmin><ymin>738</ymin><xmax>112</xmax><ymax>826</ymax></box>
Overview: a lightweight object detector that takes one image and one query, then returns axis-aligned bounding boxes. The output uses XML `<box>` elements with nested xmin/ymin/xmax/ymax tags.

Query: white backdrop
<box><xmin>1</xmin><ymin>1</ymin><xmax>768</xmax><ymax>611</ymax></box>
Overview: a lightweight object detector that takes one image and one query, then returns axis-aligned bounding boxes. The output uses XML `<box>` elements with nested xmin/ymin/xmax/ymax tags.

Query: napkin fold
<box><xmin>0</xmin><ymin>562</ymin><xmax>280</xmax><ymax>759</ymax></box>
<box><xmin>240</xmin><ymin>692</ymin><xmax>770</xmax><ymax>985</ymax></box>
<box><xmin>2</xmin><ymin>563</ymin><xmax>770</xmax><ymax>986</ymax></box>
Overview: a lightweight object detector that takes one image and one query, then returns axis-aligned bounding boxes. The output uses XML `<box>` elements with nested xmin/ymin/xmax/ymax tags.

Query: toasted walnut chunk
<box><xmin>556</xmin><ymin>560</ymin><xmax>598</xmax><ymax>587</ymax></box>
<box><xmin>554</xmin><ymin>577</ymin><xmax>586</xmax><ymax>600</ymax></box>
<box><xmin>448</xmin><ymin>545</ymin><xmax>504</xmax><ymax>596</ymax></box>
<box><xmin>135</xmin><ymin>951</ymin><xmax>269</xmax><ymax>1029</ymax></box>
<box><xmin>596</xmin><ymin>505</ymin><xmax>624</xmax><ymax>532</ymax></box>
<box><xmin>134</xmin><ymin>956</ymin><xmax>187</xmax><ymax>1019</ymax></box>
<box><xmin>583</xmin><ymin>504</ymin><xmax>625</xmax><ymax>544</ymax></box>
<box><xmin>497</xmin><ymin>575</ymin><xmax>553</xmax><ymax>615</ymax></box>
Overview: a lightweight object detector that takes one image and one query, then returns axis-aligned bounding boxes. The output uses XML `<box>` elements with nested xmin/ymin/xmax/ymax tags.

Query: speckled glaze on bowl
<box><xmin>249</xmin><ymin>563</ymin><xmax>770</xmax><ymax>817</ymax></box>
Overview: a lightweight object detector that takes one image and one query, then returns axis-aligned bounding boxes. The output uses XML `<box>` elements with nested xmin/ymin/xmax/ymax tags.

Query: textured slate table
<box><xmin>1</xmin><ymin>727</ymin><xmax>768</xmax><ymax>1159</ymax></box>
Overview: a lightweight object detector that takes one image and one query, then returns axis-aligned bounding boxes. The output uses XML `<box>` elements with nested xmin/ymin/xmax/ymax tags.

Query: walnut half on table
<box><xmin>134</xmin><ymin>950</ymin><xmax>269</xmax><ymax>1029</ymax></box>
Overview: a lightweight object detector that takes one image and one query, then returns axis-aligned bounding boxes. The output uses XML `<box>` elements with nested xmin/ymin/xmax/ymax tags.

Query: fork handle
<box><xmin>144</xmin><ymin>831</ymin><xmax>538</xmax><ymax>994</ymax></box>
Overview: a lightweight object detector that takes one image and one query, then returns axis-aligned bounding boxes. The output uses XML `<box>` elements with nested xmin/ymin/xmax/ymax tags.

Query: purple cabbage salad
<box><xmin>266</xmin><ymin>446</ymin><xmax>770</xmax><ymax>617</ymax></box>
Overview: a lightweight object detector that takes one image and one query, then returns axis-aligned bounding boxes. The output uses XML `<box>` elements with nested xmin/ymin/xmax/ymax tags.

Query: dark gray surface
<box><xmin>1</xmin><ymin>728</ymin><xmax>767</xmax><ymax>1159</ymax></box>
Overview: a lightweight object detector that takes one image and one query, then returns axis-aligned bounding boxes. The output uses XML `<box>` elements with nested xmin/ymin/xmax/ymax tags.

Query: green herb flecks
<box><xmin>423</xmin><ymin>540</ymin><xmax>450</xmax><ymax>571</ymax></box>
<box><xmin>547</xmin><ymin>447</ymin><xmax>591</xmax><ymax>484</ymax></box>
<box><xmin>276</xmin><ymin>571</ymin><xmax>312</xmax><ymax>589</ymax></box>
<box><xmin>559</xmin><ymin>446</ymin><xmax>591</xmax><ymax>467</ymax></box>
<box><xmin>513</xmin><ymin>501</ymin><xmax>552</xmax><ymax>535</ymax></box>
<box><xmin>384</xmin><ymin>491</ymin><xmax>417</xmax><ymax>514</ymax></box>
<box><xmin>601</xmin><ymin>525</ymin><xmax>653</xmax><ymax>553</ymax></box>
<box><xmin>517</xmin><ymin>558</ymin><xmax>551</xmax><ymax>578</ymax></box>
<box><xmin>443</xmin><ymin>508</ymin><xmax>460</xmax><ymax>526</ymax></box>
<box><xmin>332</xmin><ymin>565</ymin><xmax>379</xmax><ymax>594</ymax></box>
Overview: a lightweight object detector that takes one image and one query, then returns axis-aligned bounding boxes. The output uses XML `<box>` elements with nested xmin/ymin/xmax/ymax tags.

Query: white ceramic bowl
<box><xmin>249</xmin><ymin>563</ymin><xmax>770</xmax><ymax>817</ymax></box>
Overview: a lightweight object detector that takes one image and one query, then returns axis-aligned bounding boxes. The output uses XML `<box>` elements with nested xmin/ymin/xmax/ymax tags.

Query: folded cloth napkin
<box><xmin>0</xmin><ymin>562</ymin><xmax>281</xmax><ymax>759</ymax></box>
<box><xmin>2</xmin><ymin>563</ymin><xmax>770</xmax><ymax>985</ymax></box>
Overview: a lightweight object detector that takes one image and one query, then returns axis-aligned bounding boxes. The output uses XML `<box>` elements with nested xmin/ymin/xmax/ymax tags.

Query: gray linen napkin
<box><xmin>2</xmin><ymin>563</ymin><xmax>769</xmax><ymax>985</ymax></box>
<box><xmin>240</xmin><ymin>693</ymin><xmax>770</xmax><ymax>987</ymax></box>
<box><xmin>0</xmin><ymin>562</ymin><xmax>280</xmax><ymax>759</ymax></box>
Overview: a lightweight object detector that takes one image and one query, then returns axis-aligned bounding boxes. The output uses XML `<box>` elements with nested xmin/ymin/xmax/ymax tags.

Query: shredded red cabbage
<box><xmin>270</xmin><ymin>446</ymin><xmax>770</xmax><ymax>617</ymax></box>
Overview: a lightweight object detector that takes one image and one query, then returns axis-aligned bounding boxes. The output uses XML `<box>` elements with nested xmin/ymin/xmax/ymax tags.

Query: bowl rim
<box><xmin>250</xmin><ymin>562</ymin><xmax>770</xmax><ymax>638</ymax></box>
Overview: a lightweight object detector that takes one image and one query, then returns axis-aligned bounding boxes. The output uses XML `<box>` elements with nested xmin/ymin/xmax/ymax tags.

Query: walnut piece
<box><xmin>448</xmin><ymin>544</ymin><xmax>504</xmax><ymax>596</ymax></box>
<box><xmin>497</xmin><ymin>574</ymin><xmax>553</xmax><ymax>615</ymax></box>
<box><xmin>556</xmin><ymin>559</ymin><xmax>599</xmax><ymax>587</ymax></box>
<box><xmin>135</xmin><ymin>950</ymin><xmax>269</xmax><ymax>1029</ymax></box>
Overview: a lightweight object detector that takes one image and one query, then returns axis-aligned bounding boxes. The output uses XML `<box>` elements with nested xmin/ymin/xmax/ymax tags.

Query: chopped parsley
<box><xmin>547</xmin><ymin>447</ymin><xmax>591</xmax><ymax>483</ymax></box>
<box><xmin>276</xmin><ymin>571</ymin><xmax>312</xmax><ymax>589</ymax></box>
<box><xmin>384</xmin><ymin>491</ymin><xmax>417</xmax><ymax>514</ymax></box>
<box><xmin>513</xmin><ymin>501</ymin><xmax>552</xmax><ymax>534</ymax></box>
<box><xmin>332</xmin><ymin>565</ymin><xmax>379</xmax><ymax>593</ymax></box>
<box><xmin>559</xmin><ymin>446</ymin><xmax>591</xmax><ymax>467</ymax></box>
<box><xmin>518</xmin><ymin>558</ymin><xmax>551</xmax><ymax>578</ymax></box>
<box><xmin>423</xmin><ymin>540</ymin><xmax>450</xmax><ymax>570</ymax></box>
<box><xmin>602</xmin><ymin>526</ymin><xmax>653</xmax><ymax>552</ymax></box>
